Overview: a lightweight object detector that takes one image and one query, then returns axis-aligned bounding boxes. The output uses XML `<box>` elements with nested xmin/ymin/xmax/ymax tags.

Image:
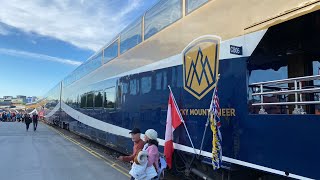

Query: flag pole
<box><xmin>198</xmin><ymin>74</ymin><xmax>220</xmax><ymax>156</ymax></box>
<box><xmin>168</xmin><ymin>85</ymin><xmax>197</xmax><ymax>154</ymax></box>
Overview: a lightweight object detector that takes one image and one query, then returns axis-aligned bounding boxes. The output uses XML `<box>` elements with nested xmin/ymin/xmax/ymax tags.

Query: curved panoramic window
<box><xmin>103</xmin><ymin>41</ymin><xmax>118</xmax><ymax>64</ymax></box>
<box><xmin>88</xmin><ymin>53</ymin><xmax>102</xmax><ymax>73</ymax></box>
<box><xmin>120</xmin><ymin>18</ymin><xmax>142</xmax><ymax>54</ymax></box>
<box><xmin>144</xmin><ymin>0</ymin><xmax>182</xmax><ymax>40</ymax></box>
<box><xmin>186</xmin><ymin>0</ymin><xmax>208</xmax><ymax>14</ymax></box>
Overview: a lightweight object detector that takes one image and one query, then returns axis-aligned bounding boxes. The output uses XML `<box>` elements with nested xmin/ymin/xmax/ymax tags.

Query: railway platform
<box><xmin>0</xmin><ymin>122</ymin><xmax>129</xmax><ymax>180</ymax></box>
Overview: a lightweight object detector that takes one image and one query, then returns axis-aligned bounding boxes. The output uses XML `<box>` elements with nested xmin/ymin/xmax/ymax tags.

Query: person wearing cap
<box><xmin>118</xmin><ymin>128</ymin><xmax>145</xmax><ymax>162</ymax></box>
<box><xmin>144</xmin><ymin>129</ymin><xmax>160</xmax><ymax>174</ymax></box>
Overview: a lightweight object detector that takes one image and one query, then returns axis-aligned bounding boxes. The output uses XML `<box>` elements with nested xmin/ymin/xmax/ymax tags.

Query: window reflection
<box><xmin>120</xmin><ymin>19</ymin><xmax>142</xmax><ymax>54</ymax></box>
<box><xmin>87</xmin><ymin>93</ymin><xmax>94</xmax><ymax>108</ymax></box>
<box><xmin>163</xmin><ymin>71</ymin><xmax>167</xmax><ymax>90</ymax></box>
<box><xmin>144</xmin><ymin>0</ymin><xmax>182</xmax><ymax>40</ymax></box>
<box><xmin>141</xmin><ymin>76</ymin><xmax>152</xmax><ymax>94</ymax></box>
<box><xmin>156</xmin><ymin>72</ymin><xmax>162</xmax><ymax>90</ymax></box>
<box><xmin>130</xmin><ymin>79</ymin><xmax>137</xmax><ymax>95</ymax></box>
<box><xmin>95</xmin><ymin>91</ymin><xmax>103</xmax><ymax>108</ymax></box>
<box><xmin>104</xmin><ymin>41</ymin><xmax>118</xmax><ymax>64</ymax></box>
<box><xmin>104</xmin><ymin>87</ymin><xmax>115</xmax><ymax>109</ymax></box>
<box><xmin>80</xmin><ymin>95</ymin><xmax>86</xmax><ymax>108</ymax></box>
<box><xmin>186</xmin><ymin>0</ymin><xmax>208</xmax><ymax>14</ymax></box>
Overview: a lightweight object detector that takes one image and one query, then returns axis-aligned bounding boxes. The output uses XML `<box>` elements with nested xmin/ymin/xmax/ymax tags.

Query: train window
<box><xmin>95</xmin><ymin>91</ymin><xmax>103</xmax><ymax>108</ymax></box>
<box><xmin>144</xmin><ymin>0</ymin><xmax>182</xmax><ymax>40</ymax></box>
<box><xmin>76</xmin><ymin>95</ymin><xmax>80</xmax><ymax>108</ymax></box>
<box><xmin>87</xmin><ymin>93</ymin><xmax>94</xmax><ymax>108</ymax></box>
<box><xmin>156</xmin><ymin>71</ymin><xmax>168</xmax><ymax>90</ymax></box>
<box><xmin>120</xmin><ymin>18</ymin><xmax>142</xmax><ymax>54</ymax></box>
<box><xmin>186</xmin><ymin>0</ymin><xmax>208</xmax><ymax>14</ymax></box>
<box><xmin>130</xmin><ymin>79</ymin><xmax>137</xmax><ymax>95</ymax></box>
<box><xmin>156</xmin><ymin>72</ymin><xmax>162</xmax><ymax>90</ymax></box>
<box><xmin>104</xmin><ymin>87</ymin><xmax>116</xmax><ymax>108</ymax></box>
<box><xmin>104</xmin><ymin>41</ymin><xmax>118</xmax><ymax>64</ymax></box>
<box><xmin>80</xmin><ymin>94</ymin><xmax>86</xmax><ymax>108</ymax></box>
<box><xmin>117</xmin><ymin>83</ymin><xmax>122</xmax><ymax>106</ymax></box>
<box><xmin>122</xmin><ymin>82</ymin><xmax>128</xmax><ymax>94</ymax></box>
<box><xmin>163</xmin><ymin>71</ymin><xmax>167</xmax><ymax>90</ymax></box>
<box><xmin>87</xmin><ymin>53</ymin><xmax>102</xmax><ymax>75</ymax></box>
<box><xmin>141</xmin><ymin>76</ymin><xmax>152</xmax><ymax>94</ymax></box>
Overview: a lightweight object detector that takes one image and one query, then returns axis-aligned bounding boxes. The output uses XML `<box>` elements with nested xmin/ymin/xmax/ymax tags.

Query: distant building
<box><xmin>3</xmin><ymin>96</ymin><xmax>13</xmax><ymax>100</ymax></box>
<box><xmin>27</xmin><ymin>97</ymin><xmax>32</xmax><ymax>103</ymax></box>
<box><xmin>0</xmin><ymin>97</ymin><xmax>11</xmax><ymax>106</ymax></box>
<box><xmin>17</xmin><ymin>95</ymin><xmax>27</xmax><ymax>103</ymax></box>
<box><xmin>27</xmin><ymin>96</ymin><xmax>37</xmax><ymax>103</ymax></box>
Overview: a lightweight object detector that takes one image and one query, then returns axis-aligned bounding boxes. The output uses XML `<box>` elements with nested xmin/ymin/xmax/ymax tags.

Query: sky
<box><xmin>0</xmin><ymin>0</ymin><xmax>158</xmax><ymax>97</ymax></box>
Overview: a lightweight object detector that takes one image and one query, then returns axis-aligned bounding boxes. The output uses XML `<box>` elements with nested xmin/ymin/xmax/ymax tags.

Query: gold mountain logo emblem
<box><xmin>183</xmin><ymin>36</ymin><xmax>220</xmax><ymax>100</ymax></box>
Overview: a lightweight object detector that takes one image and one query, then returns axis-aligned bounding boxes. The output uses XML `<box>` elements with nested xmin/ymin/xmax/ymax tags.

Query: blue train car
<box><xmin>42</xmin><ymin>1</ymin><xmax>320</xmax><ymax>179</ymax></box>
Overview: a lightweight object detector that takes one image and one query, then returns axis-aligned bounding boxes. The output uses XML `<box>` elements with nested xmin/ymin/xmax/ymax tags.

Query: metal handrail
<box><xmin>252</xmin><ymin>87</ymin><xmax>320</xmax><ymax>96</ymax></box>
<box><xmin>251</xmin><ymin>75</ymin><xmax>320</xmax><ymax>86</ymax></box>
<box><xmin>250</xmin><ymin>75</ymin><xmax>320</xmax><ymax>114</ymax></box>
<box><xmin>252</xmin><ymin>101</ymin><xmax>320</xmax><ymax>106</ymax></box>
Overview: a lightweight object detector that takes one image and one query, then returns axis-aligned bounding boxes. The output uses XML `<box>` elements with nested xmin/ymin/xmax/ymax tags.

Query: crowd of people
<box><xmin>0</xmin><ymin>111</ymin><xmax>39</xmax><ymax>131</ymax></box>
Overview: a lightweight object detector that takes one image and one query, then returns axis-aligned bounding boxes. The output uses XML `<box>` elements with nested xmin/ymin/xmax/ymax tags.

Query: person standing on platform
<box><xmin>2</xmin><ymin>112</ymin><xmax>7</xmax><ymax>122</ymax></box>
<box><xmin>16</xmin><ymin>113</ymin><xmax>21</xmax><ymax>122</ymax></box>
<box><xmin>32</xmin><ymin>113</ymin><xmax>38</xmax><ymax>131</ymax></box>
<box><xmin>7</xmin><ymin>112</ymin><xmax>11</xmax><ymax>121</ymax></box>
<box><xmin>25</xmin><ymin>114</ymin><xmax>32</xmax><ymax>131</ymax></box>
<box><xmin>118</xmin><ymin>128</ymin><xmax>145</xmax><ymax>162</ymax></box>
<box><xmin>22</xmin><ymin>113</ymin><xmax>25</xmax><ymax>123</ymax></box>
<box><xmin>12</xmin><ymin>112</ymin><xmax>16</xmax><ymax>122</ymax></box>
<box><xmin>144</xmin><ymin>129</ymin><xmax>160</xmax><ymax>173</ymax></box>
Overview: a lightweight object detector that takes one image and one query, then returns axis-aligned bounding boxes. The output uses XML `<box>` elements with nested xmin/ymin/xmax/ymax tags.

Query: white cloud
<box><xmin>0</xmin><ymin>24</ymin><xmax>10</xmax><ymax>35</ymax></box>
<box><xmin>0</xmin><ymin>0</ymin><xmax>149</xmax><ymax>51</ymax></box>
<box><xmin>0</xmin><ymin>48</ymin><xmax>81</xmax><ymax>66</ymax></box>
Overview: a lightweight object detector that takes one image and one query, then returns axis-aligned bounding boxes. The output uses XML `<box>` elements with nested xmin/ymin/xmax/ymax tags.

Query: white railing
<box><xmin>250</xmin><ymin>75</ymin><xmax>320</xmax><ymax>114</ymax></box>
